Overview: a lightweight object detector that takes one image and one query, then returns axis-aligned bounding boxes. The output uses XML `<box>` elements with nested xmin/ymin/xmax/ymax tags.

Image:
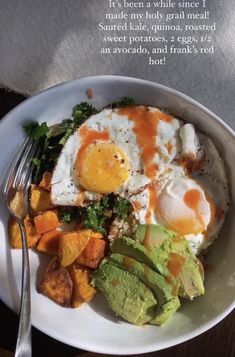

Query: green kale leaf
<box><xmin>59</xmin><ymin>102</ymin><xmax>97</xmax><ymax>145</ymax></box>
<box><xmin>84</xmin><ymin>198</ymin><xmax>111</xmax><ymax>234</ymax></box>
<box><xmin>72</xmin><ymin>101</ymin><xmax>97</xmax><ymax>120</ymax></box>
<box><xmin>23</xmin><ymin>121</ymin><xmax>50</xmax><ymax>140</ymax></box>
<box><xmin>59</xmin><ymin>195</ymin><xmax>132</xmax><ymax>234</ymax></box>
<box><xmin>59</xmin><ymin>207</ymin><xmax>84</xmax><ymax>224</ymax></box>
<box><xmin>111</xmin><ymin>97</ymin><xmax>135</xmax><ymax>108</ymax></box>
<box><xmin>114</xmin><ymin>197</ymin><xmax>132</xmax><ymax>220</ymax></box>
<box><xmin>24</xmin><ymin>101</ymin><xmax>98</xmax><ymax>183</ymax></box>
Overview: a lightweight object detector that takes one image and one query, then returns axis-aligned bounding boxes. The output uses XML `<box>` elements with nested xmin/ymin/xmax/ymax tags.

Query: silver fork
<box><xmin>4</xmin><ymin>137</ymin><xmax>41</xmax><ymax>357</ymax></box>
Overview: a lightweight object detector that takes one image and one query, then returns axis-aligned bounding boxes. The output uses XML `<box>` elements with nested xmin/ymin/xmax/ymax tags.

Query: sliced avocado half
<box><xmin>109</xmin><ymin>253</ymin><xmax>181</xmax><ymax>325</ymax></box>
<box><xmin>92</xmin><ymin>260</ymin><xmax>157</xmax><ymax>326</ymax></box>
<box><xmin>111</xmin><ymin>233</ymin><xmax>204</xmax><ymax>300</ymax></box>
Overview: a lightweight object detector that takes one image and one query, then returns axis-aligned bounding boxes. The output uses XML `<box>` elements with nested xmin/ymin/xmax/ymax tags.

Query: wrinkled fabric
<box><xmin>0</xmin><ymin>0</ymin><xmax>234</xmax><ymax>128</ymax></box>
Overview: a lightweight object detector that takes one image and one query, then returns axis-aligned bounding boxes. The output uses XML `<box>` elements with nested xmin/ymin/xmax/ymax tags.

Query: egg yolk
<box><xmin>157</xmin><ymin>179</ymin><xmax>211</xmax><ymax>235</ymax></box>
<box><xmin>167</xmin><ymin>189</ymin><xmax>206</xmax><ymax>235</ymax></box>
<box><xmin>164</xmin><ymin>217</ymin><xmax>204</xmax><ymax>235</ymax></box>
<box><xmin>76</xmin><ymin>142</ymin><xmax>130</xmax><ymax>194</ymax></box>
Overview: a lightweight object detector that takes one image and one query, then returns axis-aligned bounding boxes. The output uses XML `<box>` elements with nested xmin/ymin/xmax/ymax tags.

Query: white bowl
<box><xmin>0</xmin><ymin>76</ymin><xmax>235</xmax><ymax>355</ymax></box>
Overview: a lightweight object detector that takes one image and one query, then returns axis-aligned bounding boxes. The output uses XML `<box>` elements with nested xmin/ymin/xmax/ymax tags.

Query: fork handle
<box><xmin>15</xmin><ymin>220</ymin><xmax>32</xmax><ymax>357</ymax></box>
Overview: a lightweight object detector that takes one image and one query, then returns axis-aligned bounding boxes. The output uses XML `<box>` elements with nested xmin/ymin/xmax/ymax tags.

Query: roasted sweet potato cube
<box><xmin>34</xmin><ymin>210</ymin><xmax>60</xmax><ymax>234</ymax></box>
<box><xmin>36</xmin><ymin>229</ymin><xmax>60</xmax><ymax>255</ymax></box>
<box><xmin>39</xmin><ymin>171</ymin><xmax>52</xmax><ymax>191</ymax></box>
<box><xmin>77</xmin><ymin>238</ymin><xmax>105</xmax><ymax>269</ymax></box>
<box><xmin>8</xmin><ymin>215</ymin><xmax>41</xmax><ymax>248</ymax></box>
<box><xmin>90</xmin><ymin>231</ymin><xmax>104</xmax><ymax>239</ymax></box>
<box><xmin>37</xmin><ymin>257</ymin><xmax>73</xmax><ymax>307</ymax></box>
<box><xmin>8</xmin><ymin>218</ymin><xmax>22</xmax><ymax>248</ymax></box>
<box><xmin>68</xmin><ymin>263</ymin><xmax>96</xmax><ymax>308</ymax></box>
<box><xmin>30</xmin><ymin>184</ymin><xmax>53</xmax><ymax>214</ymax></box>
<box><xmin>59</xmin><ymin>230</ymin><xmax>91</xmax><ymax>267</ymax></box>
<box><xmin>9</xmin><ymin>189</ymin><xmax>24</xmax><ymax>217</ymax></box>
<box><xmin>24</xmin><ymin>215</ymin><xmax>42</xmax><ymax>246</ymax></box>
<box><xmin>72</xmin><ymin>229</ymin><xmax>103</xmax><ymax>240</ymax></box>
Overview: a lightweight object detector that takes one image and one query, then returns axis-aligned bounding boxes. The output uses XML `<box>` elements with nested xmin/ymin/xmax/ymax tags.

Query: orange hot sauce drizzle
<box><xmin>132</xmin><ymin>200</ymin><xmax>141</xmax><ymax>211</ymax></box>
<box><xmin>144</xmin><ymin>224</ymin><xmax>152</xmax><ymax>249</ymax></box>
<box><xmin>123</xmin><ymin>256</ymin><xmax>136</xmax><ymax>269</ymax></box>
<box><xmin>171</xmin><ymin>284</ymin><xmax>179</xmax><ymax>296</ymax></box>
<box><xmin>204</xmin><ymin>191</ymin><xmax>217</xmax><ymax>240</ymax></box>
<box><xmin>118</xmin><ymin>106</ymin><xmax>173</xmax><ymax>248</ymax></box>
<box><xmin>167</xmin><ymin>252</ymin><xmax>185</xmax><ymax>278</ymax></box>
<box><xmin>145</xmin><ymin>182</ymin><xmax>157</xmax><ymax>225</ymax></box>
<box><xmin>171</xmin><ymin>234</ymin><xmax>183</xmax><ymax>243</ymax></box>
<box><xmin>157</xmin><ymin>111</ymin><xmax>173</xmax><ymax>123</ymax></box>
<box><xmin>112</xmin><ymin>278</ymin><xmax>120</xmax><ymax>287</ymax></box>
<box><xmin>179</xmin><ymin>154</ymin><xmax>205</xmax><ymax>175</ymax></box>
<box><xmin>164</xmin><ymin>142</ymin><xmax>173</xmax><ymax>154</ymax></box>
<box><xmin>76</xmin><ymin>124</ymin><xmax>110</xmax><ymax>177</ymax></box>
<box><xmin>183</xmin><ymin>189</ymin><xmax>205</xmax><ymax>232</ymax></box>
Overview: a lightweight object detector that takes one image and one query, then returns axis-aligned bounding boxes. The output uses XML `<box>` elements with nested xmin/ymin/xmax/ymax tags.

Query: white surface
<box><xmin>0</xmin><ymin>76</ymin><xmax>235</xmax><ymax>355</ymax></box>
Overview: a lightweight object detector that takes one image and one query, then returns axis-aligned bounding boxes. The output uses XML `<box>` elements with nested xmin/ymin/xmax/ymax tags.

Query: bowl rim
<box><xmin>1</xmin><ymin>75</ymin><xmax>235</xmax><ymax>141</ymax></box>
<box><xmin>1</xmin><ymin>75</ymin><xmax>235</xmax><ymax>354</ymax></box>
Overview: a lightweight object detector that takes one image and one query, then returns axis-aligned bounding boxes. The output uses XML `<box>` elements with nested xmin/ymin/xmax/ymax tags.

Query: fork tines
<box><xmin>4</xmin><ymin>137</ymin><xmax>41</xmax><ymax>216</ymax></box>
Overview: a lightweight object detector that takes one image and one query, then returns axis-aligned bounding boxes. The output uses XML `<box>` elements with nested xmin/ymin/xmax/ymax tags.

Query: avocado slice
<box><xmin>151</xmin><ymin>298</ymin><xmax>180</xmax><ymax>326</ymax></box>
<box><xmin>92</xmin><ymin>260</ymin><xmax>157</xmax><ymax>325</ymax></box>
<box><xmin>133</xmin><ymin>224</ymin><xmax>176</xmax><ymax>248</ymax></box>
<box><xmin>111</xmin><ymin>236</ymin><xmax>166</xmax><ymax>275</ymax></box>
<box><xmin>158</xmin><ymin>237</ymin><xmax>205</xmax><ymax>299</ymax></box>
<box><xmin>109</xmin><ymin>253</ymin><xmax>181</xmax><ymax>325</ymax></box>
<box><xmin>111</xmin><ymin>235</ymin><xmax>204</xmax><ymax>300</ymax></box>
<box><xmin>109</xmin><ymin>253</ymin><xmax>173</xmax><ymax>303</ymax></box>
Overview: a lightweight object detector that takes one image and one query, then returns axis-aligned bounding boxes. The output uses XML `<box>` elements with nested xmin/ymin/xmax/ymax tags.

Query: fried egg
<box><xmin>130</xmin><ymin>126</ymin><xmax>230</xmax><ymax>255</ymax></box>
<box><xmin>51</xmin><ymin>106</ymin><xmax>182</xmax><ymax>206</ymax></box>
